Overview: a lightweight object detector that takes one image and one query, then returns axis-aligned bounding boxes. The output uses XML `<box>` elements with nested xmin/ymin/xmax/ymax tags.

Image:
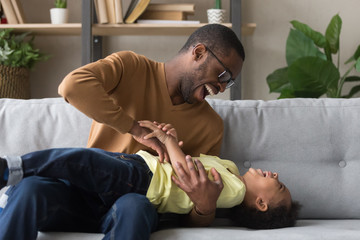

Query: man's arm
<box><xmin>58</xmin><ymin>56</ymin><xmax>134</xmax><ymax>134</ymax></box>
<box><xmin>139</xmin><ymin>121</ymin><xmax>224</xmax><ymax>226</ymax></box>
<box><xmin>59</xmin><ymin>54</ymin><xmax>169</xmax><ymax>161</ymax></box>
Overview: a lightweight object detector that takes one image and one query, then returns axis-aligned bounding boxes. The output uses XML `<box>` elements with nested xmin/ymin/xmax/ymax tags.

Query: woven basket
<box><xmin>0</xmin><ymin>65</ymin><xmax>30</xmax><ymax>99</ymax></box>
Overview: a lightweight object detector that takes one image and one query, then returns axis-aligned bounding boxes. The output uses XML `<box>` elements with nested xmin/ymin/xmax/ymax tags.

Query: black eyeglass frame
<box><xmin>204</xmin><ymin>46</ymin><xmax>235</xmax><ymax>89</ymax></box>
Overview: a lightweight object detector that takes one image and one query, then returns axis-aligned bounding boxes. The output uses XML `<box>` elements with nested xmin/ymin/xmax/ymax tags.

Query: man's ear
<box><xmin>192</xmin><ymin>43</ymin><xmax>207</xmax><ymax>61</ymax></box>
<box><xmin>255</xmin><ymin>197</ymin><xmax>268</xmax><ymax>212</ymax></box>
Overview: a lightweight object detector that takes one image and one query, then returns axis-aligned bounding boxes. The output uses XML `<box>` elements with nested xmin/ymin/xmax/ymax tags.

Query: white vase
<box><xmin>207</xmin><ymin>9</ymin><xmax>226</xmax><ymax>24</ymax></box>
<box><xmin>50</xmin><ymin>8</ymin><xmax>69</xmax><ymax>24</ymax></box>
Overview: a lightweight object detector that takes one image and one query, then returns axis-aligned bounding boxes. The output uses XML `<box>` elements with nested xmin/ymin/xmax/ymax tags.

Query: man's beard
<box><xmin>179</xmin><ymin>61</ymin><xmax>208</xmax><ymax>104</ymax></box>
<box><xmin>179</xmin><ymin>73</ymin><xmax>196</xmax><ymax>104</ymax></box>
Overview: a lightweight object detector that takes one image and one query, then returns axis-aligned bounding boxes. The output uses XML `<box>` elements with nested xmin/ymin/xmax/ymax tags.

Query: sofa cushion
<box><xmin>0</xmin><ymin>98</ymin><xmax>91</xmax><ymax>156</ymax></box>
<box><xmin>207</xmin><ymin>98</ymin><xmax>360</xmax><ymax>219</ymax></box>
<box><xmin>150</xmin><ymin>219</ymin><xmax>360</xmax><ymax>240</ymax></box>
<box><xmin>36</xmin><ymin>219</ymin><xmax>360</xmax><ymax>240</ymax></box>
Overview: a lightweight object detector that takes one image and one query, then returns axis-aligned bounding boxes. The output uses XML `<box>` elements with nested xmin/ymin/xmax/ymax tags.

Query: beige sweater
<box><xmin>59</xmin><ymin>51</ymin><xmax>223</xmax><ymax>157</ymax></box>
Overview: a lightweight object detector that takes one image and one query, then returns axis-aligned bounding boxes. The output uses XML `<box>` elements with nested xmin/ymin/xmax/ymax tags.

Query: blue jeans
<box><xmin>0</xmin><ymin>148</ymin><xmax>159</xmax><ymax>240</ymax></box>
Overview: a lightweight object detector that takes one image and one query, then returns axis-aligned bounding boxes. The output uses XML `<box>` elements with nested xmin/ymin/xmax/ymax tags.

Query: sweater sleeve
<box><xmin>58</xmin><ymin>52</ymin><xmax>134</xmax><ymax>134</ymax></box>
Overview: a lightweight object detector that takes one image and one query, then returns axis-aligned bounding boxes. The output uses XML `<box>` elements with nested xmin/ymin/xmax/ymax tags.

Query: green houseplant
<box><xmin>207</xmin><ymin>0</ymin><xmax>225</xmax><ymax>24</ymax></box>
<box><xmin>267</xmin><ymin>14</ymin><xmax>360</xmax><ymax>99</ymax></box>
<box><xmin>0</xmin><ymin>29</ymin><xmax>47</xmax><ymax>69</ymax></box>
<box><xmin>215</xmin><ymin>0</ymin><xmax>221</xmax><ymax>9</ymax></box>
<box><xmin>0</xmin><ymin>29</ymin><xmax>48</xmax><ymax>98</ymax></box>
<box><xmin>54</xmin><ymin>0</ymin><xmax>67</xmax><ymax>8</ymax></box>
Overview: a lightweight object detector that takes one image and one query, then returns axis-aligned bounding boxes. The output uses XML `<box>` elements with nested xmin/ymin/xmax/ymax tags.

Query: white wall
<box><xmin>19</xmin><ymin>0</ymin><xmax>360</xmax><ymax>100</ymax></box>
<box><xmin>19</xmin><ymin>0</ymin><xmax>82</xmax><ymax>99</ymax></box>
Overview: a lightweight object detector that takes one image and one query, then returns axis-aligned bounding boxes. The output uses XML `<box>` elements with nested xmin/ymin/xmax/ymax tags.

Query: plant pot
<box><xmin>50</xmin><ymin>8</ymin><xmax>69</xmax><ymax>24</ymax></box>
<box><xmin>0</xmin><ymin>65</ymin><xmax>30</xmax><ymax>99</ymax></box>
<box><xmin>207</xmin><ymin>9</ymin><xmax>226</xmax><ymax>24</ymax></box>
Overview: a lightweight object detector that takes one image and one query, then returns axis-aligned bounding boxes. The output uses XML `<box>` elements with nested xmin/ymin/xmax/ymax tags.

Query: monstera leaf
<box><xmin>267</xmin><ymin>14</ymin><xmax>360</xmax><ymax>99</ymax></box>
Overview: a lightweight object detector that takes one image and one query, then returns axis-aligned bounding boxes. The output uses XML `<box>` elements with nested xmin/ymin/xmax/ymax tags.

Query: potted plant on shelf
<box><xmin>207</xmin><ymin>0</ymin><xmax>226</xmax><ymax>24</ymax></box>
<box><xmin>267</xmin><ymin>14</ymin><xmax>360</xmax><ymax>99</ymax></box>
<box><xmin>0</xmin><ymin>29</ymin><xmax>48</xmax><ymax>99</ymax></box>
<box><xmin>50</xmin><ymin>0</ymin><xmax>68</xmax><ymax>24</ymax></box>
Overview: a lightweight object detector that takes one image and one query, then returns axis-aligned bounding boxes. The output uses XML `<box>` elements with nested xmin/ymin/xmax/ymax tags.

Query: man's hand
<box><xmin>130</xmin><ymin>120</ymin><xmax>169</xmax><ymax>162</ymax></box>
<box><xmin>171</xmin><ymin>155</ymin><xmax>223</xmax><ymax>215</ymax></box>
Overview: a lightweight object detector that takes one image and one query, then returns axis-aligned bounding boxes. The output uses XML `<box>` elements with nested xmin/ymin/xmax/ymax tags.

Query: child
<box><xmin>0</xmin><ymin>121</ymin><xmax>300</xmax><ymax>229</ymax></box>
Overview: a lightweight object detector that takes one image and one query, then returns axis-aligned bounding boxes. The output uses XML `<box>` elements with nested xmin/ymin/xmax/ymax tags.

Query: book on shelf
<box><xmin>94</xmin><ymin>0</ymin><xmax>108</xmax><ymax>24</ymax></box>
<box><xmin>94</xmin><ymin>1</ymin><xmax>195</xmax><ymax>25</ymax></box>
<box><xmin>122</xmin><ymin>0</ymin><xmax>133</xmax><ymax>18</ymax></box>
<box><xmin>139</xmin><ymin>10</ymin><xmax>191</xmax><ymax>21</ymax></box>
<box><xmin>136</xmin><ymin>19</ymin><xmax>200</xmax><ymax>25</ymax></box>
<box><xmin>146</xmin><ymin>3</ymin><xmax>195</xmax><ymax>12</ymax></box>
<box><xmin>138</xmin><ymin>3</ymin><xmax>195</xmax><ymax>21</ymax></box>
<box><xmin>114</xmin><ymin>0</ymin><xmax>123</xmax><ymax>24</ymax></box>
<box><xmin>105</xmin><ymin>0</ymin><xmax>116</xmax><ymax>23</ymax></box>
<box><xmin>10</xmin><ymin>0</ymin><xmax>25</xmax><ymax>23</ymax></box>
<box><xmin>124</xmin><ymin>0</ymin><xmax>150</xmax><ymax>24</ymax></box>
<box><xmin>1</xmin><ymin>0</ymin><xmax>18</xmax><ymax>24</ymax></box>
<box><xmin>94</xmin><ymin>0</ymin><xmax>123</xmax><ymax>24</ymax></box>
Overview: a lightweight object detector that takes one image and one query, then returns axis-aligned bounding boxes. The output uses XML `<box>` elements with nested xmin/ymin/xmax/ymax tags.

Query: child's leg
<box><xmin>5</xmin><ymin>148</ymin><xmax>152</xmax><ymax>197</ymax></box>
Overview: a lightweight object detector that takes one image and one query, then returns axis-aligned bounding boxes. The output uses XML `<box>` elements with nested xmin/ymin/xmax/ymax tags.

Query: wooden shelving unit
<box><xmin>92</xmin><ymin>23</ymin><xmax>256</xmax><ymax>36</ymax></box>
<box><xmin>0</xmin><ymin>23</ymin><xmax>256</xmax><ymax>36</ymax></box>
<box><xmin>0</xmin><ymin>23</ymin><xmax>82</xmax><ymax>35</ymax></box>
<box><xmin>0</xmin><ymin>0</ymin><xmax>255</xmax><ymax>99</ymax></box>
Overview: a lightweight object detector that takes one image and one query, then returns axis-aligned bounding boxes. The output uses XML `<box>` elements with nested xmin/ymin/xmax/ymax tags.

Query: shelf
<box><xmin>0</xmin><ymin>23</ymin><xmax>256</xmax><ymax>36</ymax></box>
<box><xmin>93</xmin><ymin>23</ymin><xmax>256</xmax><ymax>36</ymax></box>
<box><xmin>0</xmin><ymin>23</ymin><xmax>82</xmax><ymax>35</ymax></box>
<box><xmin>241</xmin><ymin>23</ymin><xmax>256</xmax><ymax>36</ymax></box>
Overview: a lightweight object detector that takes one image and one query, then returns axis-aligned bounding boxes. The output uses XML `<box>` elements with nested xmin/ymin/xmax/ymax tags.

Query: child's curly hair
<box><xmin>229</xmin><ymin>201</ymin><xmax>301</xmax><ymax>229</ymax></box>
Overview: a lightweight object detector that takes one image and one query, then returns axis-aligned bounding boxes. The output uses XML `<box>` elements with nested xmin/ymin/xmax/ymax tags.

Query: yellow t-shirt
<box><xmin>137</xmin><ymin>150</ymin><xmax>246</xmax><ymax>214</ymax></box>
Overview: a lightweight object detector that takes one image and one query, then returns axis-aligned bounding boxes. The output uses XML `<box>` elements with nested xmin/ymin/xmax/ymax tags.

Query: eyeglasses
<box><xmin>205</xmin><ymin>46</ymin><xmax>235</xmax><ymax>89</ymax></box>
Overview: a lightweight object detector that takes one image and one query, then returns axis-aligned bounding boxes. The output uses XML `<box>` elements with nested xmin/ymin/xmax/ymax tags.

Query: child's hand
<box><xmin>130</xmin><ymin>121</ymin><xmax>170</xmax><ymax>162</ymax></box>
<box><xmin>138</xmin><ymin>120</ymin><xmax>176</xmax><ymax>145</ymax></box>
<box><xmin>154</xmin><ymin>121</ymin><xmax>184</xmax><ymax>148</ymax></box>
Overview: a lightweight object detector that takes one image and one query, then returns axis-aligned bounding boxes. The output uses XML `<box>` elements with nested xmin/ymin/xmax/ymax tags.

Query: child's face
<box><xmin>241</xmin><ymin>168</ymin><xmax>292</xmax><ymax>211</ymax></box>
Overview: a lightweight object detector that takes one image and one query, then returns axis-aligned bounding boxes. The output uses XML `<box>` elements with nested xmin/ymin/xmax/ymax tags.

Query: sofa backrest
<box><xmin>207</xmin><ymin>98</ymin><xmax>360</xmax><ymax>219</ymax></box>
<box><xmin>0</xmin><ymin>98</ymin><xmax>91</xmax><ymax>156</ymax></box>
<box><xmin>1</xmin><ymin>97</ymin><xmax>360</xmax><ymax>219</ymax></box>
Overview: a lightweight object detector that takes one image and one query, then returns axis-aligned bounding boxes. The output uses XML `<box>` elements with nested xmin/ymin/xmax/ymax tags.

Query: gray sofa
<box><xmin>1</xmin><ymin>97</ymin><xmax>360</xmax><ymax>240</ymax></box>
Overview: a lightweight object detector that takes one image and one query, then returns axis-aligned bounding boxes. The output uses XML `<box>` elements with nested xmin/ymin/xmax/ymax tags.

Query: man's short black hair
<box><xmin>229</xmin><ymin>201</ymin><xmax>301</xmax><ymax>229</ymax></box>
<box><xmin>179</xmin><ymin>24</ymin><xmax>245</xmax><ymax>61</ymax></box>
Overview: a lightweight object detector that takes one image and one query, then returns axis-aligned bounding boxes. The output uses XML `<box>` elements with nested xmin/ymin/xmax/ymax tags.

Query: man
<box><xmin>0</xmin><ymin>24</ymin><xmax>245</xmax><ymax>240</ymax></box>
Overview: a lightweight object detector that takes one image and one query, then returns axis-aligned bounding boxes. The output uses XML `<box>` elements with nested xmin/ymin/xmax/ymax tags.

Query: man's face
<box><xmin>180</xmin><ymin>47</ymin><xmax>243</xmax><ymax>104</ymax></box>
<box><xmin>242</xmin><ymin>168</ymin><xmax>292</xmax><ymax>210</ymax></box>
